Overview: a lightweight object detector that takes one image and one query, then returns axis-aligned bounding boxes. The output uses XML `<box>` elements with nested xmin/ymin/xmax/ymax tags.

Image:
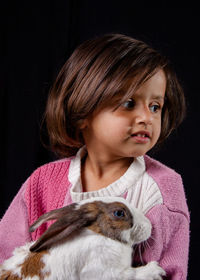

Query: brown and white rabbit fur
<box><xmin>0</xmin><ymin>197</ymin><xmax>166</xmax><ymax>280</ymax></box>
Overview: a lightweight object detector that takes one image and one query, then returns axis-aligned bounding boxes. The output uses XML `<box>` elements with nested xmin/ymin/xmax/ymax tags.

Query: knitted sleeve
<box><xmin>0</xmin><ymin>179</ymin><xmax>31</xmax><ymax>263</ymax></box>
<box><xmin>0</xmin><ymin>158</ymin><xmax>72</xmax><ymax>263</ymax></box>
<box><xmin>142</xmin><ymin>155</ymin><xmax>190</xmax><ymax>279</ymax></box>
<box><xmin>143</xmin><ymin>204</ymin><xmax>190</xmax><ymax>280</ymax></box>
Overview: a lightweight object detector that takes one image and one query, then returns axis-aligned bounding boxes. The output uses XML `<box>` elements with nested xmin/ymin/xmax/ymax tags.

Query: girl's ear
<box><xmin>79</xmin><ymin>119</ymin><xmax>89</xmax><ymax>130</ymax></box>
<box><xmin>29</xmin><ymin>203</ymin><xmax>99</xmax><ymax>252</ymax></box>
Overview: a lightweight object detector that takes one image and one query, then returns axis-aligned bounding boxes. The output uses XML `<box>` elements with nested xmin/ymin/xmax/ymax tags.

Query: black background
<box><xmin>0</xmin><ymin>2</ymin><xmax>199</xmax><ymax>279</ymax></box>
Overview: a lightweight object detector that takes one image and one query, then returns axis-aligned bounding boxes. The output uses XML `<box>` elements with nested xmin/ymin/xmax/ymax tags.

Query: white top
<box><xmin>66</xmin><ymin>147</ymin><xmax>163</xmax><ymax>214</ymax></box>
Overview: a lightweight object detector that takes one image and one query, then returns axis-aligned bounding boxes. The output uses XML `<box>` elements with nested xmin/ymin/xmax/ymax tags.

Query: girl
<box><xmin>0</xmin><ymin>33</ymin><xmax>189</xmax><ymax>279</ymax></box>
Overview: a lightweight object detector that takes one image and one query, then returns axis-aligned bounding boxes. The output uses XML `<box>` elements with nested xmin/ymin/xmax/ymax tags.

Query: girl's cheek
<box><xmin>155</xmin><ymin>122</ymin><xmax>162</xmax><ymax>140</ymax></box>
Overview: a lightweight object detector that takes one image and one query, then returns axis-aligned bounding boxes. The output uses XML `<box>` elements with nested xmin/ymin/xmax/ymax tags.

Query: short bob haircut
<box><xmin>45</xmin><ymin>33</ymin><xmax>185</xmax><ymax>158</ymax></box>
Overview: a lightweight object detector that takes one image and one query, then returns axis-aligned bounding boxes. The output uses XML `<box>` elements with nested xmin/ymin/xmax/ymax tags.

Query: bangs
<box><xmin>95</xmin><ymin>65</ymin><xmax>167</xmax><ymax>112</ymax></box>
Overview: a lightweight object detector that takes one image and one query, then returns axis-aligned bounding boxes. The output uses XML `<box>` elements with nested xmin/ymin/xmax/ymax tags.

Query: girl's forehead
<box><xmin>115</xmin><ymin>69</ymin><xmax>166</xmax><ymax>100</ymax></box>
<box><xmin>135</xmin><ymin>70</ymin><xmax>166</xmax><ymax>96</ymax></box>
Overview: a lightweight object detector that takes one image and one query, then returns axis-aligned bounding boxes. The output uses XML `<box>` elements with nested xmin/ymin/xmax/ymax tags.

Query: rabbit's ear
<box><xmin>30</xmin><ymin>202</ymin><xmax>99</xmax><ymax>252</ymax></box>
<box><xmin>29</xmin><ymin>203</ymin><xmax>78</xmax><ymax>232</ymax></box>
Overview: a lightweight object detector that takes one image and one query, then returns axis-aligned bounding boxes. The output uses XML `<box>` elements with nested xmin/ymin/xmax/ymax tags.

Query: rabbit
<box><xmin>0</xmin><ymin>196</ymin><xmax>166</xmax><ymax>280</ymax></box>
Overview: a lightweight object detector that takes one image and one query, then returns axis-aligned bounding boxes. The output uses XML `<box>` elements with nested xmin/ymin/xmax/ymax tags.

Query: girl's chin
<box><xmin>126</xmin><ymin>149</ymin><xmax>150</xmax><ymax>158</ymax></box>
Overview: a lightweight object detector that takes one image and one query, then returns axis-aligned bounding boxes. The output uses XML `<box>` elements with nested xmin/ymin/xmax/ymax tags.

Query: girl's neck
<box><xmin>81</xmin><ymin>152</ymin><xmax>133</xmax><ymax>192</ymax></box>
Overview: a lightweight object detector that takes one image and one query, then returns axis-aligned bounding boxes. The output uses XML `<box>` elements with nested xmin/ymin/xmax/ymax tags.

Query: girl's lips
<box><xmin>131</xmin><ymin>135</ymin><xmax>150</xmax><ymax>143</ymax></box>
<box><xmin>130</xmin><ymin>131</ymin><xmax>151</xmax><ymax>143</ymax></box>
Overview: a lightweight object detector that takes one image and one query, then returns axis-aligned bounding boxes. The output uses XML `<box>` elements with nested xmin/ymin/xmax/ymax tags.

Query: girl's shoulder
<box><xmin>40</xmin><ymin>156</ymin><xmax>74</xmax><ymax>168</ymax></box>
<box><xmin>144</xmin><ymin>154</ymin><xmax>181</xmax><ymax>180</ymax></box>
<box><xmin>30</xmin><ymin>156</ymin><xmax>74</xmax><ymax>180</ymax></box>
<box><xmin>144</xmin><ymin>155</ymin><xmax>189</xmax><ymax>220</ymax></box>
<box><xmin>26</xmin><ymin>156</ymin><xmax>74</xmax><ymax>203</ymax></box>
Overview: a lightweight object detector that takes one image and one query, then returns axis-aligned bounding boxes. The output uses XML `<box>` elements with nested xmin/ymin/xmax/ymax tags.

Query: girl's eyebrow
<box><xmin>151</xmin><ymin>95</ymin><xmax>165</xmax><ymax>102</ymax></box>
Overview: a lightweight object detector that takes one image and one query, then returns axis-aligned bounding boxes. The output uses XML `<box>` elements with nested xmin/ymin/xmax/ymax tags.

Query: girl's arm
<box><xmin>0</xmin><ymin>179</ymin><xmax>32</xmax><ymax>263</ymax></box>
<box><xmin>144</xmin><ymin>204</ymin><xmax>190</xmax><ymax>280</ymax></box>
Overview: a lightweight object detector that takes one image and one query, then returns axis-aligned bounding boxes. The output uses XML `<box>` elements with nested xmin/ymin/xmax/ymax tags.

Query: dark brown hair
<box><xmin>45</xmin><ymin>33</ymin><xmax>185</xmax><ymax>157</ymax></box>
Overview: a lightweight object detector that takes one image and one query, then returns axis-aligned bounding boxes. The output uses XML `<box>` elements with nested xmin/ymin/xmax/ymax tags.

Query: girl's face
<box><xmin>82</xmin><ymin>69</ymin><xmax>166</xmax><ymax>160</ymax></box>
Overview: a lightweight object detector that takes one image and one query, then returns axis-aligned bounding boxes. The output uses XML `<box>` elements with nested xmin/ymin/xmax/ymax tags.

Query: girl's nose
<box><xmin>134</xmin><ymin>106</ymin><xmax>153</xmax><ymax>126</ymax></box>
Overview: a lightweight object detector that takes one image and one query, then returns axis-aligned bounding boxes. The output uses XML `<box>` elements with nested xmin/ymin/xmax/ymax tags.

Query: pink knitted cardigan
<box><xmin>0</xmin><ymin>155</ymin><xmax>190</xmax><ymax>279</ymax></box>
<box><xmin>25</xmin><ymin>158</ymin><xmax>73</xmax><ymax>240</ymax></box>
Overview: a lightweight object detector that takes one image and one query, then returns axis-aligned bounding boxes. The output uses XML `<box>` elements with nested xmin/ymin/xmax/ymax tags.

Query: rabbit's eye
<box><xmin>113</xmin><ymin>210</ymin><xmax>125</xmax><ymax>218</ymax></box>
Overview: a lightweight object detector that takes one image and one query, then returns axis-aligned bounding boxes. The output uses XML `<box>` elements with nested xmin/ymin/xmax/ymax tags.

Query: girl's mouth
<box><xmin>131</xmin><ymin>131</ymin><xmax>150</xmax><ymax>143</ymax></box>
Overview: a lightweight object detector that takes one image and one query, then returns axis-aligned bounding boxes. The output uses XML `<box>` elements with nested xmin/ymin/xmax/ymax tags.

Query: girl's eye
<box><xmin>113</xmin><ymin>210</ymin><xmax>125</xmax><ymax>218</ymax></box>
<box><xmin>122</xmin><ymin>98</ymin><xmax>135</xmax><ymax>109</ymax></box>
<box><xmin>149</xmin><ymin>104</ymin><xmax>161</xmax><ymax>113</ymax></box>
